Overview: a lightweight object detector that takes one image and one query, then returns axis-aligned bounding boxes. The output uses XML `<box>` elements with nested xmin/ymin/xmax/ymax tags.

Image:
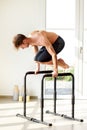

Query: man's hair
<box><xmin>13</xmin><ymin>34</ymin><xmax>26</xmax><ymax>49</ymax></box>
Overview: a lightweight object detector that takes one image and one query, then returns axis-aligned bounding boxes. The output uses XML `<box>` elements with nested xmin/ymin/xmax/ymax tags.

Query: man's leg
<box><xmin>57</xmin><ymin>58</ymin><xmax>69</xmax><ymax>69</ymax></box>
<box><xmin>38</xmin><ymin>58</ymin><xmax>69</xmax><ymax>69</ymax></box>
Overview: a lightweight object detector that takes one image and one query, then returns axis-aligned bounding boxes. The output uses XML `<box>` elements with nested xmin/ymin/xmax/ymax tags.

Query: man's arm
<box><xmin>32</xmin><ymin>45</ymin><xmax>40</xmax><ymax>73</ymax></box>
<box><xmin>45</xmin><ymin>44</ymin><xmax>58</xmax><ymax>77</ymax></box>
<box><xmin>33</xmin><ymin>45</ymin><xmax>38</xmax><ymax>53</ymax></box>
<box><xmin>37</xmin><ymin>31</ymin><xmax>58</xmax><ymax>77</ymax></box>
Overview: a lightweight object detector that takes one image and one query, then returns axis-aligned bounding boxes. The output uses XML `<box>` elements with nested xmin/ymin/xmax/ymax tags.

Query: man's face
<box><xmin>20</xmin><ymin>41</ymin><xmax>29</xmax><ymax>49</ymax></box>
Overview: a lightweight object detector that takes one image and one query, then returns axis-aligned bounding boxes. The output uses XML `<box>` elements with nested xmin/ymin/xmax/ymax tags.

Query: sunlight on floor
<box><xmin>0</xmin><ymin>100</ymin><xmax>87</xmax><ymax>130</ymax></box>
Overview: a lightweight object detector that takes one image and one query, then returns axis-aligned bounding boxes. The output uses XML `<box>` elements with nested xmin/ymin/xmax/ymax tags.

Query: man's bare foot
<box><xmin>63</xmin><ymin>64</ymin><xmax>69</xmax><ymax>69</ymax></box>
<box><xmin>58</xmin><ymin>58</ymin><xmax>69</xmax><ymax>69</ymax></box>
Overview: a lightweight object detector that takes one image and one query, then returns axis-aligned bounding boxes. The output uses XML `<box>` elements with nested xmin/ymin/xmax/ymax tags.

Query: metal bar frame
<box><xmin>44</xmin><ymin>73</ymin><xmax>83</xmax><ymax>122</ymax></box>
<box><xmin>17</xmin><ymin>70</ymin><xmax>53</xmax><ymax>126</ymax></box>
<box><xmin>16</xmin><ymin>70</ymin><xmax>83</xmax><ymax>127</ymax></box>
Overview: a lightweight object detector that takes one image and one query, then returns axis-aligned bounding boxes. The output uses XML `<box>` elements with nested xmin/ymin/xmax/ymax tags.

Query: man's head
<box><xmin>13</xmin><ymin>34</ymin><xmax>29</xmax><ymax>49</ymax></box>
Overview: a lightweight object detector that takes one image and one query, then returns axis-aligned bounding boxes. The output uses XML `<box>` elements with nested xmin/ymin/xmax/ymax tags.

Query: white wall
<box><xmin>0</xmin><ymin>0</ymin><xmax>46</xmax><ymax>97</ymax></box>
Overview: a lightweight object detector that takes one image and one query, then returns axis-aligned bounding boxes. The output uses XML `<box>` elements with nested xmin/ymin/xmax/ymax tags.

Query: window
<box><xmin>46</xmin><ymin>0</ymin><xmax>75</xmax><ymax>29</ymax></box>
<box><xmin>46</xmin><ymin>0</ymin><xmax>75</xmax><ymax>65</ymax></box>
<box><xmin>45</xmin><ymin>0</ymin><xmax>75</xmax><ymax>99</ymax></box>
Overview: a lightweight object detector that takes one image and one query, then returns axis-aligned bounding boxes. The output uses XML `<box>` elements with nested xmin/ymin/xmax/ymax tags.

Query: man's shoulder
<box><xmin>31</xmin><ymin>30</ymin><xmax>46</xmax><ymax>35</ymax></box>
<box><xmin>31</xmin><ymin>30</ymin><xmax>39</xmax><ymax>35</ymax></box>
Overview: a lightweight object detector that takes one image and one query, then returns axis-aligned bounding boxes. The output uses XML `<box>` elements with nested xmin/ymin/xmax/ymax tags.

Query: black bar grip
<box><xmin>25</xmin><ymin>70</ymin><xmax>53</xmax><ymax>76</ymax></box>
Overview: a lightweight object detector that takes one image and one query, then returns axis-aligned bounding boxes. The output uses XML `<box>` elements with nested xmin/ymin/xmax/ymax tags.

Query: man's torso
<box><xmin>30</xmin><ymin>30</ymin><xmax>59</xmax><ymax>46</ymax></box>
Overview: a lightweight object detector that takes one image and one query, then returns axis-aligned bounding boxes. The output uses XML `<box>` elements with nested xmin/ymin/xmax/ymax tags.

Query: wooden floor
<box><xmin>0</xmin><ymin>97</ymin><xmax>87</xmax><ymax>130</ymax></box>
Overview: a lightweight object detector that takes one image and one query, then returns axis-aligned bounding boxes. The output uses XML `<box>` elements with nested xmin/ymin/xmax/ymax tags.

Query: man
<box><xmin>13</xmin><ymin>30</ymin><xmax>69</xmax><ymax>77</ymax></box>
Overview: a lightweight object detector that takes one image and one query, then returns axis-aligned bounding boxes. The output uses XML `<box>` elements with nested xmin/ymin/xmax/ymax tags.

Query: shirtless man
<box><xmin>13</xmin><ymin>30</ymin><xmax>69</xmax><ymax>77</ymax></box>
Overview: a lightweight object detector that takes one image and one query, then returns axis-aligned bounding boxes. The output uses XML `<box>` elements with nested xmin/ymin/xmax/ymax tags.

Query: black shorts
<box><xmin>34</xmin><ymin>36</ymin><xmax>65</xmax><ymax>62</ymax></box>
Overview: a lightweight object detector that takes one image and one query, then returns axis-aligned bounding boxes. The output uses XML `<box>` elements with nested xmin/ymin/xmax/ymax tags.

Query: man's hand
<box><xmin>52</xmin><ymin>70</ymin><xmax>58</xmax><ymax>77</ymax></box>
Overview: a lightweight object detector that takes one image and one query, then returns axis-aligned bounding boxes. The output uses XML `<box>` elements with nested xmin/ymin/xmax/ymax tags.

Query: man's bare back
<box><xmin>30</xmin><ymin>30</ymin><xmax>59</xmax><ymax>46</ymax></box>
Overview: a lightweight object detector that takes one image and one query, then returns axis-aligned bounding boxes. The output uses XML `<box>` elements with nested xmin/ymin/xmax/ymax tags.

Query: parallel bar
<box><xmin>62</xmin><ymin>114</ymin><xmax>83</xmax><ymax>122</ymax></box>
<box><xmin>24</xmin><ymin>74</ymin><xmax>27</xmax><ymax>116</ymax></box>
<box><xmin>43</xmin><ymin>73</ymin><xmax>83</xmax><ymax>122</ymax></box>
<box><xmin>19</xmin><ymin>71</ymin><xmax>60</xmax><ymax>125</ymax></box>
<box><xmin>17</xmin><ymin>70</ymin><xmax>83</xmax><ymax>126</ymax></box>
<box><xmin>43</xmin><ymin>73</ymin><xmax>74</xmax><ymax>118</ymax></box>
<box><xmin>41</xmin><ymin>74</ymin><xmax>52</xmax><ymax>122</ymax></box>
<box><xmin>41</xmin><ymin>76</ymin><xmax>44</xmax><ymax>121</ymax></box>
<box><xmin>71</xmin><ymin>74</ymin><xmax>75</xmax><ymax>118</ymax></box>
<box><xmin>25</xmin><ymin>70</ymin><xmax>73</xmax><ymax>77</ymax></box>
<box><xmin>45</xmin><ymin>112</ymin><xmax>83</xmax><ymax>122</ymax></box>
<box><xmin>23</xmin><ymin>70</ymin><xmax>53</xmax><ymax>126</ymax></box>
<box><xmin>16</xmin><ymin>114</ymin><xmax>52</xmax><ymax>126</ymax></box>
<box><xmin>54</xmin><ymin>77</ymin><xmax>56</xmax><ymax>113</ymax></box>
<box><xmin>24</xmin><ymin>70</ymin><xmax>53</xmax><ymax>117</ymax></box>
<box><xmin>25</xmin><ymin>70</ymin><xmax>53</xmax><ymax>76</ymax></box>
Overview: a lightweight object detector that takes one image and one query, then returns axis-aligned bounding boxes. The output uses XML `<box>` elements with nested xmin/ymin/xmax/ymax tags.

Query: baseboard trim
<box><xmin>0</xmin><ymin>95</ymin><xmax>38</xmax><ymax>100</ymax></box>
<box><xmin>0</xmin><ymin>95</ymin><xmax>12</xmax><ymax>99</ymax></box>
